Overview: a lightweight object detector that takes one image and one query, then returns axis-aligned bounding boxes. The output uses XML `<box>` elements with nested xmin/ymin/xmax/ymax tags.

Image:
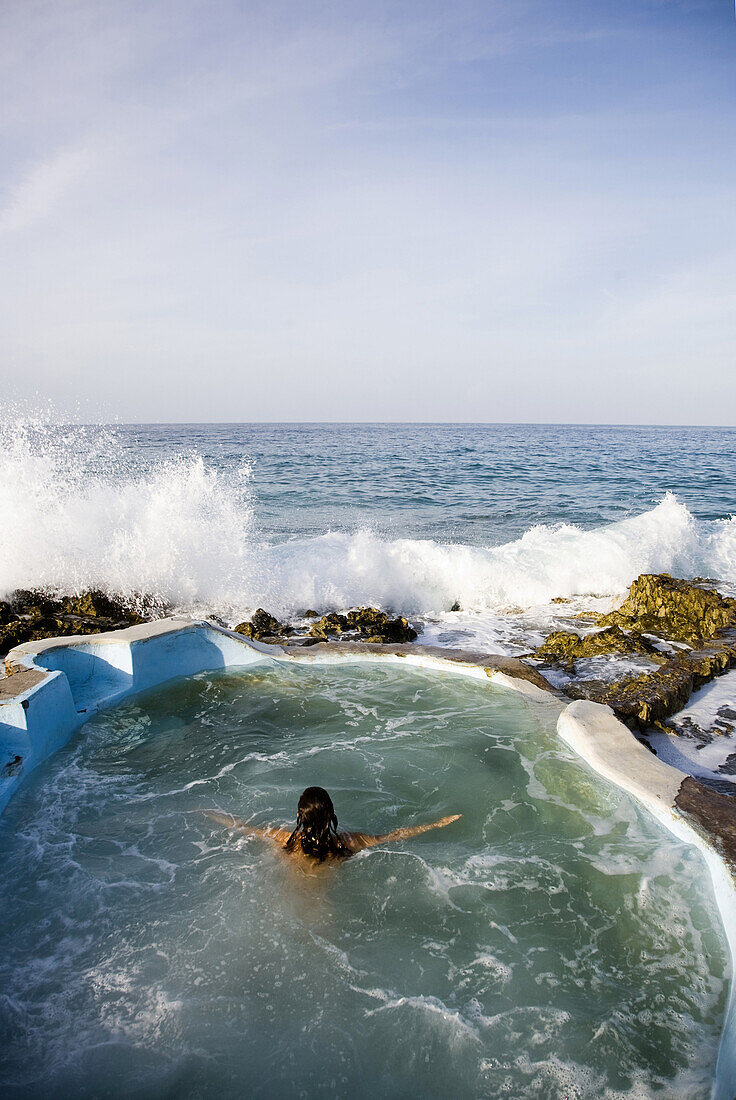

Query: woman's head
<box><xmin>284</xmin><ymin>786</ymin><xmax>349</xmax><ymax>861</ymax></box>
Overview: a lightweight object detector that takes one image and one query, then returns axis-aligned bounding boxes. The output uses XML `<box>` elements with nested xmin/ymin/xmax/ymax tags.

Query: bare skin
<box><xmin>201</xmin><ymin>809</ymin><xmax>461</xmax><ymax>864</ymax></box>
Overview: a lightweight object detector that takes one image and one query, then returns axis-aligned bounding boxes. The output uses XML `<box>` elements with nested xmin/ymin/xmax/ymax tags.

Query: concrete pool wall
<box><xmin>1</xmin><ymin>618</ymin><xmax>735</xmax><ymax>1098</ymax></box>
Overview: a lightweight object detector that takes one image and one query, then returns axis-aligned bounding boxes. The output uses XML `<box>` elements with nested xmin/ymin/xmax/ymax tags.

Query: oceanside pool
<box><xmin>0</xmin><ymin>662</ymin><xmax>728</xmax><ymax>1098</ymax></box>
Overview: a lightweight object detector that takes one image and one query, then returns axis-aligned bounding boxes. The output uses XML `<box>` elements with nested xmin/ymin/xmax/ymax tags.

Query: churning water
<box><xmin>2</xmin><ymin>416</ymin><xmax>736</xmax><ymax>652</ymax></box>
<box><xmin>0</xmin><ymin>663</ymin><xmax>727</xmax><ymax>1098</ymax></box>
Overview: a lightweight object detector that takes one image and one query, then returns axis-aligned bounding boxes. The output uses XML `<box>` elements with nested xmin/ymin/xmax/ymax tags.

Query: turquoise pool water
<box><xmin>0</xmin><ymin>663</ymin><xmax>728</xmax><ymax>1098</ymax></box>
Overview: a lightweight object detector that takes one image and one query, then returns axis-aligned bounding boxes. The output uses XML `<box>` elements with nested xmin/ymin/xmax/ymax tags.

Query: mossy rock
<box><xmin>597</xmin><ymin>573</ymin><xmax>736</xmax><ymax>645</ymax></box>
<box><xmin>309</xmin><ymin>613</ymin><xmax>349</xmax><ymax>639</ymax></box>
<box><xmin>0</xmin><ymin>589</ymin><xmax>154</xmax><ymax>657</ymax></box>
<box><xmin>566</xmin><ymin>638</ymin><xmax>736</xmax><ymax>731</ymax></box>
<box><xmin>534</xmin><ymin>625</ymin><xmax>662</xmax><ymax>666</ymax></box>
<box><xmin>309</xmin><ymin>607</ymin><xmax>418</xmax><ymax>644</ymax></box>
<box><xmin>8</xmin><ymin>589</ymin><xmax>147</xmax><ymax>624</ymax></box>
<box><xmin>234</xmin><ymin>609</ymin><xmax>293</xmax><ymax>641</ymax></box>
<box><xmin>58</xmin><ymin>590</ymin><xmax>145</xmax><ymax>622</ymax></box>
<box><xmin>0</xmin><ymin>619</ymin><xmax>43</xmax><ymax>654</ymax></box>
<box><xmin>567</xmin><ymin>665</ymin><xmax>694</xmax><ymax>731</ymax></box>
<box><xmin>346</xmin><ymin>607</ymin><xmax>417</xmax><ymax>643</ymax></box>
<box><xmin>0</xmin><ymin>600</ymin><xmax>18</xmax><ymax>627</ymax></box>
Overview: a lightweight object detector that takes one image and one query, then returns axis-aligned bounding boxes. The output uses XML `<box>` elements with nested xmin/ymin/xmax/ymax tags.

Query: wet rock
<box><xmin>346</xmin><ymin>607</ymin><xmax>417</xmax><ymax>643</ymax></box>
<box><xmin>0</xmin><ymin>600</ymin><xmax>18</xmax><ymax>627</ymax></box>
<box><xmin>567</xmin><ymin>664</ymin><xmax>694</xmax><ymax>731</ymax></box>
<box><xmin>535</xmin><ymin>625</ymin><xmax>661</xmax><ymax>666</ymax></box>
<box><xmin>0</xmin><ymin>619</ymin><xmax>42</xmax><ymax>655</ymax></box>
<box><xmin>303</xmin><ymin>609</ymin><xmax>318</xmax><ymax>618</ymax></box>
<box><xmin>450</xmin><ymin>601</ymin><xmax>462</xmax><ymax>612</ymax></box>
<box><xmin>308</xmin><ymin>607</ymin><xmax>418</xmax><ymax>644</ymax></box>
<box><xmin>0</xmin><ymin>589</ymin><xmax>155</xmax><ymax>657</ymax></box>
<box><xmin>566</xmin><ymin>636</ymin><xmax>736</xmax><ymax>732</ymax></box>
<box><xmin>309</xmin><ymin>612</ymin><xmax>349</xmax><ymax>639</ymax></box>
<box><xmin>234</xmin><ymin>609</ymin><xmax>293</xmax><ymax>641</ymax></box>
<box><xmin>675</xmin><ymin>776</ymin><xmax>736</xmax><ymax>874</ymax></box>
<box><xmin>596</xmin><ymin>573</ymin><xmax>736</xmax><ymax>645</ymax></box>
<box><xmin>57</xmin><ymin>590</ymin><xmax>146</xmax><ymax>623</ymax></box>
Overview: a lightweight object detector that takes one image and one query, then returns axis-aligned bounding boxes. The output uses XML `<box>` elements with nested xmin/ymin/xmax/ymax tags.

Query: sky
<box><xmin>0</xmin><ymin>0</ymin><xmax>734</xmax><ymax>423</ymax></box>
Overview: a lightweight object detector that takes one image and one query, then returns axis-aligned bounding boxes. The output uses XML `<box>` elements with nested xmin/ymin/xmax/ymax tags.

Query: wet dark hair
<box><xmin>284</xmin><ymin>787</ymin><xmax>351</xmax><ymax>862</ymax></box>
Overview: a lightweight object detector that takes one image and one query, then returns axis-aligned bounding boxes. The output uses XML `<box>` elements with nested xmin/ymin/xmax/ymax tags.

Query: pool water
<box><xmin>0</xmin><ymin>662</ymin><xmax>728</xmax><ymax>1098</ymax></box>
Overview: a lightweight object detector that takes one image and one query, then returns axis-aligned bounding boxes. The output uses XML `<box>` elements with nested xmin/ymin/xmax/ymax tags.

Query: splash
<box><xmin>0</xmin><ymin>413</ymin><xmax>256</xmax><ymax>613</ymax></box>
<box><xmin>1</xmin><ymin>414</ymin><xmax>735</xmax><ymax>620</ymax></box>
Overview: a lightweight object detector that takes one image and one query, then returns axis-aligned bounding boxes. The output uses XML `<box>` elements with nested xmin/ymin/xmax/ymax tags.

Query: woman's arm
<box><xmin>345</xmin><ymin>813</ymin><xmax>461</xmax><ymax>852</ymax></box>
<box><xmin>200</xmin><ymin>809</ymin><xmax>292</xmax><ymax>845</ymax></box>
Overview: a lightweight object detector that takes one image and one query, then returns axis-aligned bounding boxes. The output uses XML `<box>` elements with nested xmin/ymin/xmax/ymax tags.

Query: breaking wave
<box><xmin>1</xmin><ymin>415</ymin><xmax>736</xmax><ymax>619</ymax></box>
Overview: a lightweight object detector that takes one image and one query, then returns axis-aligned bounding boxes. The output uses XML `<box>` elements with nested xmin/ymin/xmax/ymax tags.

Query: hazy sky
<box><xmin>1</xmin><ymin>0</ymin><xmax>734</xmax><ymax>422</ymax></box>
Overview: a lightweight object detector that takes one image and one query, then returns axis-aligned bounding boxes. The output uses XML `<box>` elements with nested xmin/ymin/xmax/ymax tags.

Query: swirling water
<box><xmin>0</xmin><ymin>663</ymin><xmax>727</xmax><ymax>1098</ymax></box>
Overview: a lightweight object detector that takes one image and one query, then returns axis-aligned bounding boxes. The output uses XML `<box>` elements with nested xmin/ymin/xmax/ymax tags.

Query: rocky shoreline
<box><xmin>530</xmin><ymin>574</ymin><xmax>736</xmax><ymax>731</ymax></box>
<box><xmin>4</xmin><ymin>574</ymin><xmax>736</xmax><ymax>790</ymax></box>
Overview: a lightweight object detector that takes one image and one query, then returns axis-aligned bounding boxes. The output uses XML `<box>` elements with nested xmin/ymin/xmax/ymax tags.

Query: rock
<box><xmin>0</xmin><ymin>619</ymin><xmax>44</xmax><ymax>654</ymax></box>
<box><xmin>0</xmin><ymin>589</ymin><xmax>155</xmax><ymax>657</ymax></box>
<box><xmin>450</xmin><ymin>601</ymin><xmax>461</xmax><ymax>612</ymax></box>
<box><xmin>566</xmin><ymin>635</ymin><xmax>736</xmax><ymax>732</ymax></box>
<box><xmin>309</xmin><ymin>613</ymin><xmax>349</xmax><ymax>639</ymax></box>
<box><xmin>346</xmin><ymin>607</ymin><xmax>417</xmax><ymax>643</ymax></box>
<box><xmin>596</xmin><ymin>573</ymin><xmax>736</xmax><ymax>645</ymax></box>
<box><xmin>308</xmin><ymin>607</ymin><xmax>418</xmax><ymax>644</ymax></box>
<box><xmin>58</xmin><ymin>590</ymin><xmax>146</xmax><ymax>623</ymax></box>
<box><xmin>0</xmin><ymin>600</ymin><xmax>18</xmax><ymax>627</ymax></box>
<box><xmin>675</xmin><ymin>776</ymin><xmax>736</xmax><ymax>874</ymax></box>
<box><xmin>551</xmin><ymin>597</ymin><xmax>571</xmax><ymax>604</ymax></box>
<box><xmin>234</xmin><ymin>609</ymin><xmax>293</xmax><ymax>641</ymax></box>
<box><xmin>567</xmin><ymin>665</ymin><xmax>694</xmax><ymax>731</ymax></box>
<box><xmin>534</xmin><ymin>625</ymin><xmax>662</xmax><ymax>666</ymax></box>
<box><xmin>303</xmin><ymin>609</ymin><xmax>318</xmax><ymax>618</ymax></box>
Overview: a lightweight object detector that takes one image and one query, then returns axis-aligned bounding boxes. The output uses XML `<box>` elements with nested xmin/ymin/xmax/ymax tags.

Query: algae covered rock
<box><xmin>0</xmin><ymin>600</ymin><xmax>18</xmax><ymax>627</ymax></box>
<box><xmin>309</xmin><ymin>613</ymin><xmax>349</xmax><ymax>639</ymax></box>
<box><xmin>533</xmin><ymin>574</ymin><xmax>736</xmax><ymax>731</ymax></box>
<box><xmin>567</xmin><ymin>664</ymin><xmax>695</xmax><ymax>731</ymax></box>
<box><xmin>0</xmin><ymin>588</ymin><xmax>156</xmax><ymax>658</ymax></box>
<box><xmin>346</xmin><ymin>607</ymin><xmax>417</xmax><ymax>643</ymax></box>
<box><xmin>308</xmin><ymin>607</ymin><xmax>418</xmax><ymax>643</ymax></box>
<box><xmin>57</xmin><ymin>590</ymin><xmax>146</xmax><ymax>623</ymax></box>
<box><xmin>234</xmin><ymin>609</ymin><xmax>293</xmax><ymax>641</ymax></box>
<box><xmin>597</xmin><ymin>573</ymin><xmax>736</xmax><ymax>645</ymax></box>
<box><xmin>566</xmin><ymin>636</ymin><xmax>736</xmax><ymax>732</ymax></box>
<box><xmin>535</xmin><ymin>625</ymin><xmax>661</xmax><ymax>666</ymax></box>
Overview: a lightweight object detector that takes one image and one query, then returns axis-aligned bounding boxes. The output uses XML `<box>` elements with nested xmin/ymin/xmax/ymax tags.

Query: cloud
<box><xmin>0</xmin><ymin>145</ymin><xmax>93</xmax><ymax>234</ymax></box>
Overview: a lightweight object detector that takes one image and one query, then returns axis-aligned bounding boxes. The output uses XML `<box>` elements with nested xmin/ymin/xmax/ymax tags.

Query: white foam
<box><xmin>2</xmin><ymin>415</ymin><xmax>736</xmax><ymax>622</ymax></box>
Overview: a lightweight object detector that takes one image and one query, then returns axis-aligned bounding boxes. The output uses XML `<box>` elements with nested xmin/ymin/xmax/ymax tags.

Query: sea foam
<box><xmin>2</xmin><ymin>414</ymin><xmax>735</xmax><ymax>620</ymax></box>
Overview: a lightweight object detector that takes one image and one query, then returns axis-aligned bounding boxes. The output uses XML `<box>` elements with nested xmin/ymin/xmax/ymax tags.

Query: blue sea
<box><xmin>2</xmin><ymin>419</ymin><xmax>736</xmax><ymax>652</ymax></box>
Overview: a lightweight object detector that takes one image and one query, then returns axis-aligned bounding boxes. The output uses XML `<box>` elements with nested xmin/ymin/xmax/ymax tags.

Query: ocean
<box><xmin>2</xmin><ymin>418</ymin><xmax>736</xmax><ymax>653</ymax></box>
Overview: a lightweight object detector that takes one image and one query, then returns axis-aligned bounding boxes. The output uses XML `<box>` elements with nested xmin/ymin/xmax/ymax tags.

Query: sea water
<box><xmin>0</xmin><ymin>663</ymin><xmax>727</xmax><ymax>1098</ymax></box>
<box><xmin>1</xmin><ymin>418</ymin><xmax>736</xmax><ymax>649</ymax></box>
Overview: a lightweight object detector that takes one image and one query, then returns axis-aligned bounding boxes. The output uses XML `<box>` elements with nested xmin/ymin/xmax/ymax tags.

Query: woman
<box><xmin>203</xmin><ymin>785</ymin><xmax>460</xmax><ymax>864</ymax></box>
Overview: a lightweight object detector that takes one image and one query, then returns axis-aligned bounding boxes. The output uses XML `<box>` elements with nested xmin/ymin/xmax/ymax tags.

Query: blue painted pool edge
<box><xmin>0</xmin><ymin>619</ymin><xmax>280</xmax><ymax>814</ymax></box>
